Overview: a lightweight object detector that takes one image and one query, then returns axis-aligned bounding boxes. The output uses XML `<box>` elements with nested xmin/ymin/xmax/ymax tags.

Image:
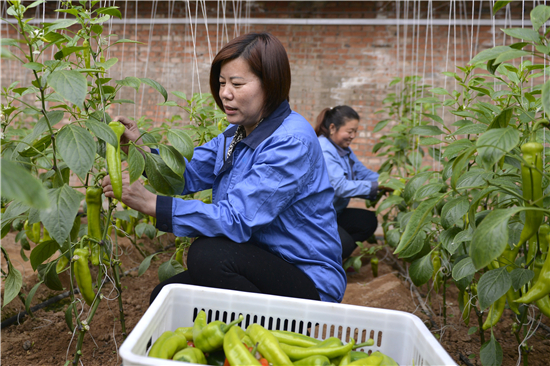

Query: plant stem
<box><xmin>442</xmin><ymin>278</ymin><xmax>447</xmax><ymax>326</ymax></box>
<box><xmin>72</xmin><ymin>292</ymin><xmax>102</xmax><ymax>366</ymax></box>
<box><xmin>111</xmin><ymin>233</ymin><xmax>128</xmax><ymax>339</ymax></box>
<box><xmin>474</xmin><ymin>306</ymin><xmax>485</xmax><ymax>344</ymax></box>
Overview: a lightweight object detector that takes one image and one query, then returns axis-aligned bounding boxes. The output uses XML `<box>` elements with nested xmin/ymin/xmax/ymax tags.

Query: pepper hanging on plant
<box><xmin>73</xmin><ymin>247</ymin><xmax>96</xmax><ymax>306</ymax></box>
<box><xmin>82</xmin><ymin>39</ymin><xmax>90</xmax><ymax>69</ymax></box>
<box><xmin>86</xmin><ymin>186</ymin><xmax>103</xmax><ymax>266</ymax></box>
<box><xmin>106</xmin><ymin>121</ymin><xmax>125</xmax><ymax>201</ymax></box>
<box><xmin>24</xmin><ymin>220</ymin><xmax>40</xmax><ymax>244</ymax></box>
<box><xmin>370</xmin><ymin>257</ymin><xmax>378</xmax><ymax>278</ymax></box>
<box><xmin>516</xmin><ymin>246</ymin><xmax>550</xmax><ymax>304</ymax></box>
<box><xmin>517</xmin><ymin>140</ymin><xmax>544</xmax><ymax>248</ymax></box>
<box><xmin>432</xmin><ymin>250</ymin><xmax>442</xmax><ymax>293</ymax></box>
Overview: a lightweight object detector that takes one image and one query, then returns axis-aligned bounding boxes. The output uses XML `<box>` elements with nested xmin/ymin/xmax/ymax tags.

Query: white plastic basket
<box><xmin>120</xmin><ymin>284</ymin><xmax>457</xmax><ymax>366</ymax></box>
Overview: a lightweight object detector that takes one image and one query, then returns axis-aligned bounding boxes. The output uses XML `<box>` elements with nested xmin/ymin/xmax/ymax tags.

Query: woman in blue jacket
<box><xmin>102</xmin><ymin>33</ymin><xmax>346</xmax><ymax>304</ymax></box>
<box><xmin>315</xmin><ymin>106</ymin><xmax>385</xmax><ymax>260</ymax></box>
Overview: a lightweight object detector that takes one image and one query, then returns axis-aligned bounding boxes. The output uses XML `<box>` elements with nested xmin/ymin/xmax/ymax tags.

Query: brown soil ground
<box><xmin>1</xmin><ymin>231</ymin><xmax>550</xmax><ymax>366</ymax></box>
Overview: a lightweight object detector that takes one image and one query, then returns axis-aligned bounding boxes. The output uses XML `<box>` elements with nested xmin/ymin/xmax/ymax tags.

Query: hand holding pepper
<box><xmin>112</xmin><ymin>116</ymin><xmax>151</xmax><ymax>155</ymax></box>
<box><xmin>102</xmin><ymin>171</ymin><xmax>157</xmax><ymax>218</ymax></box>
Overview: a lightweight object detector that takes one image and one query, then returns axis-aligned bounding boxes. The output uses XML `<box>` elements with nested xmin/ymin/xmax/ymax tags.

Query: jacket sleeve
<box><xmin>162</xmin><ymin>135</ymin><xmax>314</xmax><ymax>241</ymax></box>
<box><xmin>323</xmin><ymin>148</ymin><xmax>378</xmax><ymax>200</ymax></box>
<box><xmin>350</xmin><ymin>150</ymin><xmax>379</xmax><ymax>183</ymax></box>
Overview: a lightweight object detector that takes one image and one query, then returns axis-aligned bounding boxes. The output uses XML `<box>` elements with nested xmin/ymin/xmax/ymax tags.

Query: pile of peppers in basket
<box><xmin>147</xmin><ymin>310</ymin><xmax>399</xmax><ymax>365</ymax></box>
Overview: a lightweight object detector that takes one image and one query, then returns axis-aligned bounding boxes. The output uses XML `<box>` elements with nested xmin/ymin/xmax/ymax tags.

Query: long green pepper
<box><xmin>73</xmin><ymin>248</ymin><xmax>96</xmax><ymax>306</ymax></box>
<box><xmin>518</xmin><ymin>141</ymin><xmax>544</xmax><ymax>247</ymax></box>
<box><xmin>223</xmin><ymin>326</ymin><xmax>261</xmax><ymax>366</ymax></box>
<box><xmin>106</xmin><ymin>121</ymin><xmax>125</xmax><ymax>201</ymax></box>
<box><xmin>86</xmin><ymin>187</ymin><xmax>103</xmax><ymax>266</ymax></box>
<box><xmin>194</xmin><ymin>315</ymin><xmax>244</xmax><ymax>353</ymax></box>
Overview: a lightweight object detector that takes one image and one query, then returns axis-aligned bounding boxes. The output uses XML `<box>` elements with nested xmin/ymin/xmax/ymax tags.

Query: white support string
<box><xmin>138</xmin><ymin>0</ymin><xmax>158</xmax><ymax>118</ymax></box>
<box><xmin>117</xmin><ymin>0</ymin><xmax>129</xmax><ymax>116</ymax></box>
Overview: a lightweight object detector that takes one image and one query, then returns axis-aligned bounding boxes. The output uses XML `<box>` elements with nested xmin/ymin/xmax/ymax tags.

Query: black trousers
<box><xmin>337</xmin><ymin>208</ymin><xmax>378</xmax><ymax>260</ymax></box>
<box><xmin>150</xmin><ymin>236</ymin><xmax>321</xmax><ymax>304</ymax></box>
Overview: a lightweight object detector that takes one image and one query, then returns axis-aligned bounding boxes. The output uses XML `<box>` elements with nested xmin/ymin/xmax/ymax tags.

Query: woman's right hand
<box><xmin>113</xmin><ymin>116</ymin><xmax>151</xmax><ymax>155</ymax></box>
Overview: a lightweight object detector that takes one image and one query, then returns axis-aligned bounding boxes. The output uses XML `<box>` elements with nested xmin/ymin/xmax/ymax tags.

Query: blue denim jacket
<box><xmin>318</xmin><ymin>135</ymin><xmax>379</xmax><ymax>215</ymax></box>
<box><xmin>156</xmin><ymin>101</ymin><xmax>346</xmax><ymax>303</ymax></box>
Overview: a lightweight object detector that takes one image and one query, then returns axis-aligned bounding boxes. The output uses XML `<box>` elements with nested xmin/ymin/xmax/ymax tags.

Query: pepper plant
<box><xmin>0</xmin><ymin>1</ymin><xmax>195</xmax><ymax>364</ymax></box>
<box><xmin>376</xmin><ymin>5</ymin><xmax>550</xmax><ymax>366</ymax></box>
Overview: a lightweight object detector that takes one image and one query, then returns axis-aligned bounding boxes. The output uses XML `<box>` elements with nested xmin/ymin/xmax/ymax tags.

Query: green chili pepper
<box><xmin>224</xmin><ymin>326</ymin><xmax>261</xmax><ymax>366</ymax></box>
<box><xmin>148</xmin><ymin>331</ymin><xmax>174</xmax><ymax>358</ymax></box>
<box><xmin>294</xmin><ymin>355</ymin><xmax>332</xmax><ymax>366</ymax></box>
<box><xmin>540</xmin><ymin>224</ymin><xmax>550</xmax><ymax>257</ymax></box>
<box><xmin>482</xmin><ymin>294</ymin><xmax>506</xmax><ymax>330</ymax></box>
<box><xmin>42</xmin><ymin>227</ymin><xmax>52</xmax><ymax>242</ymax></box>
<box><xmin>86</xmin><ymin>187</ymin><xmax>103</xmax><ymax>266</ymax></box>
<box><xmin>157</xmin><ymin>333</ymin><xmax>187</xmax><ymax>359</ymax></box>
<box><xmin>73</xmin><ymin>248</ymin><xmax>96</xmax><ymax>306</ymax></box>
<box><xmin>175</xmin><ymin>248</ymin><xmax>184</xmax><ymax>266</ymax></box>
<box><xmin>106</xmin><ymin>121</ymin><xmax>125</xmax><ymax>201</ymax></box>
<box><xmin>82</xmin><ymin>39</ymin><xmax>90</xmax><ymax>69</ymax></box>
<box><xmin>460</xmin><ymin>289</ymin><xmax>471</xmax><ymax>326</ymax></box>
<box><xmin>338</xmin><ymin>351</ymin><xmax>352</xmax><ymax>366</ymax></box>
<box><xmin>518</xmin><ymin>141</ymin><xmax>544</xmax><ymax>247</ymax></box>
<box><xmin>347</xmin><ymin>351</ymin><xmax>398</xmax><ymax>366</ymax></box>
<box><xmin>349</xmin><ymin>351</ymin><xmax>370</xmax><ymax>362</ymax></box>
<box><xmin>278</xmin><ymin>338</ymin><xmax>355</xmax><ymax>361</ymax></box>
<box><xmin>517</xmin><ymin>252</ymin><xmax>550</xmax><ymax>303</ymax></box>
<box><xmin>173</xmin><ymin>346</ymin><xmax>207</xmax><ymax>364</ymax></box>
<box><xmin>270</xmin><ymin>330</ymin><xmax>320</xmax><ymax>348</ymax></box>
<box><xmin>247</xmin><ymin>324</ymin><xmax>293</xmax><ymax>365</ymax></box>
<box><xmin>194</xmin><ymin>315</ymin><xmax>244</xmax><ymax>353</ymax></box>
<box><xmin>24</xmin><ymin>220</ymin><xmax>41</xmax><ymax>243</ymax></box>
<box><xmin>497</xmin><ymin>245</ymin><xmax>521</xmax><ymax>315</ymax></box>
<box><xmin>175</xmin><ymin>326</ymin><xmax>194</xmax><ymax>341</ymax></box>
<box><xmin>193</xmin><ymin>310</ymin><xmax>208</xmax><ymax>343</ymax></box>
<box><xmin>528</xmin><ymin>258</ymin><xmax>550</xmax><ymax>318</ymax></box>
<box><xmin>115</xmin><ymin>218</ymin><xmax>125</xmax><ymax>237</ymax></box>
<box><xmin>370</xmin><ymin>257</ymin><xmax>379</xmax><ymax>278</ymax></box>
<box><xmin>56</xmin><ymin>255</ymin><xmax>69</xmax><ymax>274</ymax></box>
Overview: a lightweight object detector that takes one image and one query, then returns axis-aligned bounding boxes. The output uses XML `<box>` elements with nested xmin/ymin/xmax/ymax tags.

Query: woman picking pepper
<box><xmin>101</xmin><ymin>33</ymin><xmax>346</xmax><ymax>304</ymax></box>
<box><xmin>314</xmin><ymin>106</ymin><xmax>391</xmax><ymax>260</ymax></box>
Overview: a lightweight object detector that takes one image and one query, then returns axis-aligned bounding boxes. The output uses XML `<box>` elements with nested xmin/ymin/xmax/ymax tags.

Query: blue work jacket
<box><xmin>156</xmin><ymin>101</ymin><xmax>347</xmax><ymax>303</ymax></box>
<box><xmin>318</xmin><ymin>135</ymin><xmax>379</xmax><ymax>215</ymax></box>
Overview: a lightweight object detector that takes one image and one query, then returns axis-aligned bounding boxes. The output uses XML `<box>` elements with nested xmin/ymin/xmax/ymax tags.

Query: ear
<box><xmin>329</xmin><ymin>123</ymin><xmax>337</xmax><ymax>135</ymax></box>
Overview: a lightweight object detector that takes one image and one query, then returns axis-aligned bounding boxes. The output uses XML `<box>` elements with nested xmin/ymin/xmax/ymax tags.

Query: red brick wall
<box><xmin>1</xmin><ymin>1</ymin><xmax>538</xmax><ymax>171</ymax></box>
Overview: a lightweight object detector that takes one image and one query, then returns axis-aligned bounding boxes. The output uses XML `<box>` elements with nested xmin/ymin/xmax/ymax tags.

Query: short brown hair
<box><xmin>210</xmin><ymin>33</ymin><xmax>291</xmax><ymax>119</ymax></box>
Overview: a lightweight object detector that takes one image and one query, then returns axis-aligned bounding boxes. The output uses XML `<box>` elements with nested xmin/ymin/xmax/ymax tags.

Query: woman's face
<box><xmin>330</xmin><ymin>118</ymin><xmax>359</xmax><ymax>149</ymax></box>
<box><xmin>219</xmin><ymin>57</ymin><xmax>265</xmax><ymax>135</ymax></box>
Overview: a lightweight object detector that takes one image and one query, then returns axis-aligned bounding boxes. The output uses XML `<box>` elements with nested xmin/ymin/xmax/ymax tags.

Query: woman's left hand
<box><xmin>378</xmin><ymin>185</ymin><xmax>395</xmax><ymax>194</ymax></box>
<box><xmin>102</xmin><ymin>172</ymin><xmax>157</xmax><ymax>217</ymax></box>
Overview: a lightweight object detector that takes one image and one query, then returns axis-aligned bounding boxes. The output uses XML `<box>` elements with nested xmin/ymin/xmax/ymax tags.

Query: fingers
<box><xmin>113</xmin><ymin>115</ymin><xmax>134</xmax><ymax>128</ymax></box>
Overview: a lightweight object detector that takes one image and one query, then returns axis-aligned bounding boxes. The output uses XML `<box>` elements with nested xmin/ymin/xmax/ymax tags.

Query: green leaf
<box><xmin>116</xmin><ymin>76</ymin><xmax>141</xmax><ymax>92</ymax></box>
<box><xmin>480</xmin><ymin>333</ymin><xmax>503</xmax><ymax>366</ymax></box>
<box><xmin>158</xmin><ymin>145</ymin><xmax>186</xmax><ymax>177</ymax></box>
<box><xmin>140</xmin><ymin>78</ymin><xmax>167</xmax><ymax>102</ymax></box>
<box><xmin>171</xmin><ymin>91</ymin><xmax>187</xmax><ymax>100</ymax></box>
<box><xmin>56</xmin><ymin>124</ymin><xmax>96</xmax><ymax>179</ymax></box>
<box><xmin>487</xmin><ymin>107</ymin><xmax>513</xmax><ymax>130</ymax></box>
<box><xmin>493</xmin><ymin>0</ymin><xmax>512</xmax><ymax>13</ymax></box>
<box><xmin>394</xmin><ymin>196</ymin><xmax>443</xmax><ymax>254</ymax></box>
<box><xmin>54</xmin><ymin>46</ymin><xmax>86</xmax><ymax>60</ymax></box>
<box><xmin>398</xmin><ymin>231</ymin><xmax>427</xmax><ymax>259</ymax></box>
<box><xmin>167</xmin><ymin>130</ymin><xmax>194</xmax><ymax>161</ymax></box>
<box><xmin>3</xmin><ymin>263</ymin><xmax>22</xmax><ymax>308</ymax></box>
<box><xmin>47</xmin><ymin>19</ymin><xmax>78</xmax><ymax>32</ymax></box>
<box><xmin>128</xmin><ymin>145</ymin><xmax>145</xmax><ymax>184</ymax></box>
<box><xmin>30</xmin><ymin>240</ymin><xmax>59</xmax><ymax>271</ymax></box>
<box><xmin>138</xmin><ymin>253</ymin><xmax>158</xmax><ymax>276</ymax></box>
<box><xmin>23</xmin><ymin>62</ymin><xmax>44</xmax><ymax>71</ymax></box>
<box><xmin>65</xmin><ymin>303</ymin><xmax>75</xmax><ymax>332</ymax></box>
<box><xmin>440</xmin><ymin>227</ymin><xmax>462</xmax><ymax>254</ymax></box>
<box><xmin>452</xmin><ymin>257</ymin><xmax>477</xmax><ymax>281</ymax></box>
<box><xmin>403</xmin><ymin>171</ymin><xmax>433</xmax><ymax>204</ymax></box>
<box><xmin>95</xmin><ymin>57</ymin><xmax>118</xmax><ymax>71</ymax></box>
<box><xmin>469</xmin><ymin>46</ymin><xmax>513</xmax><ymax>65</ymax></box>
<box><xmin>85</xmin><ymin>119</ymin><xmax>118</xmax><ymax>147</ymax></box>
<box><xmin>456</xmin><ymin>170</ymin><xmax>493</xmax><ymax>190</ymax></box>
<box><xmin>110</xmin><ymin>39</ymin><xmax>144</xmax><ymax>47</ymax></box>
<box><xmin>468</xmin><ymin>327</ymin><xmax>478</xmax><ymax>335</ymax></box>
<box><xmin>25</xmin><ymin>280</ymin><xmax>43</xmax><ymax>318</ymax></box>
<box><xmin>501</xmin><ymin>28</ymin><xmax>541</xmax><ymax>43</ymax></box>
<box><xmin>414</xmin><ymin>183</ymin><xmax>446</xmax><ymax>201</ymax></box>
<box><xmin>1</xmin><ymin>158</ymin><xmax>50</xmax><ymax>209</ymax></box>
<box><xmin>96</xmin><ymin>6</ymin><xmax>122</xmax><ymax>19</ymax></box>
<box><xmin>451</xmin><ymin>147</ymin><xmax>476</xmax><ymax>190</ymax></box>
<box><xmin>158</xmin><ymin>259</ymin><xmax>185</xmax><ymax>283</ymax></box>
<box><xmin>510</xmin><ymin>268</ymin><xmax>534</xmax><ymax>291</ymax></box>
<box><xmin>410</xmin><ymin>125</ymin><xmax>444</xmax><ymax>136</ymax></box>
<box><xmin>478</xmin><ymin>267</ymin><xmax>512</xmax><ymax>310</ymax></box>
<box><xmin>531</xmin><ymin>5</ymin><xmax>550</xmax><ymax>32</ymax></box>
<box><xmin>409</xmin><ymin>254</ymin><xmax>434</xmax><ymax>287</ymax></box>
<box><xmin>144</xmin><ymin>153</ymin><xmax>185</xmax><ymax>196</ymax></box>
<box><xmin>452</xmin><ymin>124</ymin><xmax>487</xmax><ymax>136</ymax></box>
<box><xmin>48</xmin><ymin>70</ymin><xmax>87</xmax><ymax>108</ymax></box>
<box><xmin>91</xmin><ymin>15</ymin><xmax>111</xmax><ymax>24</ymax></box>
<box><xmin>375</xmin><ymin>195</ymin><xmax>404</xmax><ymax>216</ymax></box>
<box><xmin>39</xmin><ymin>262</ymin><xmax>63</xmax><ymax>291</ymax></box>
<box><xmin>135</xmin><ymin>223</ymin><xmax>156</xmax><ymax>239</ymax></box>
<box><xmin>541</xmin><ymin>79</ymin><xmax>550</xmax><ymax>118</ymax></box>
<box><xmin>40</xmin><ymin>185</ymin><xmax>84</xmax><ymax>245</ymax></box>
<box><xmin>476</xmin><ymin>126</ymin><xmax>520</xmax><ymax>170</ymax></box>
<box><xmin>429</xmin><ymin>87</ymin><xmax>450</xmax><ymax>95</ymax></box>
<box><xmin>441</xmin><ymin>196</ymin><xmax>469</xmax><ymax>229</ymax></box>
<box><xmin>470</xmin><ymin>208</ymin><xmax>521</xmax><ymax>270</ymax></box>
<box><xmin>419</xmin><ymin>137</ymin><xmax>442</xmax><ymax>146</ymax></box>
<box><xmin>443</xmin><ymin>139</ymin><xmax>473</xmax><ymax>160</ymax></box>
<box><xmin>494</xmin><ymin>49</ymin><xmax>532</xmax><ymax>64</ymax></box>
<box><xmin>415</xmin><ymin>97</ymin><xmax>440</xmax><ymax>104</ymax></box>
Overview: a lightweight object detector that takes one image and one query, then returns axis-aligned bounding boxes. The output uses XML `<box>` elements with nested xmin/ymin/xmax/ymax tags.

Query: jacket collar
<box><xmin>222</xmin><ymin>100</ymin><xmax>291</xmax><ymax>149</ymax></box>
